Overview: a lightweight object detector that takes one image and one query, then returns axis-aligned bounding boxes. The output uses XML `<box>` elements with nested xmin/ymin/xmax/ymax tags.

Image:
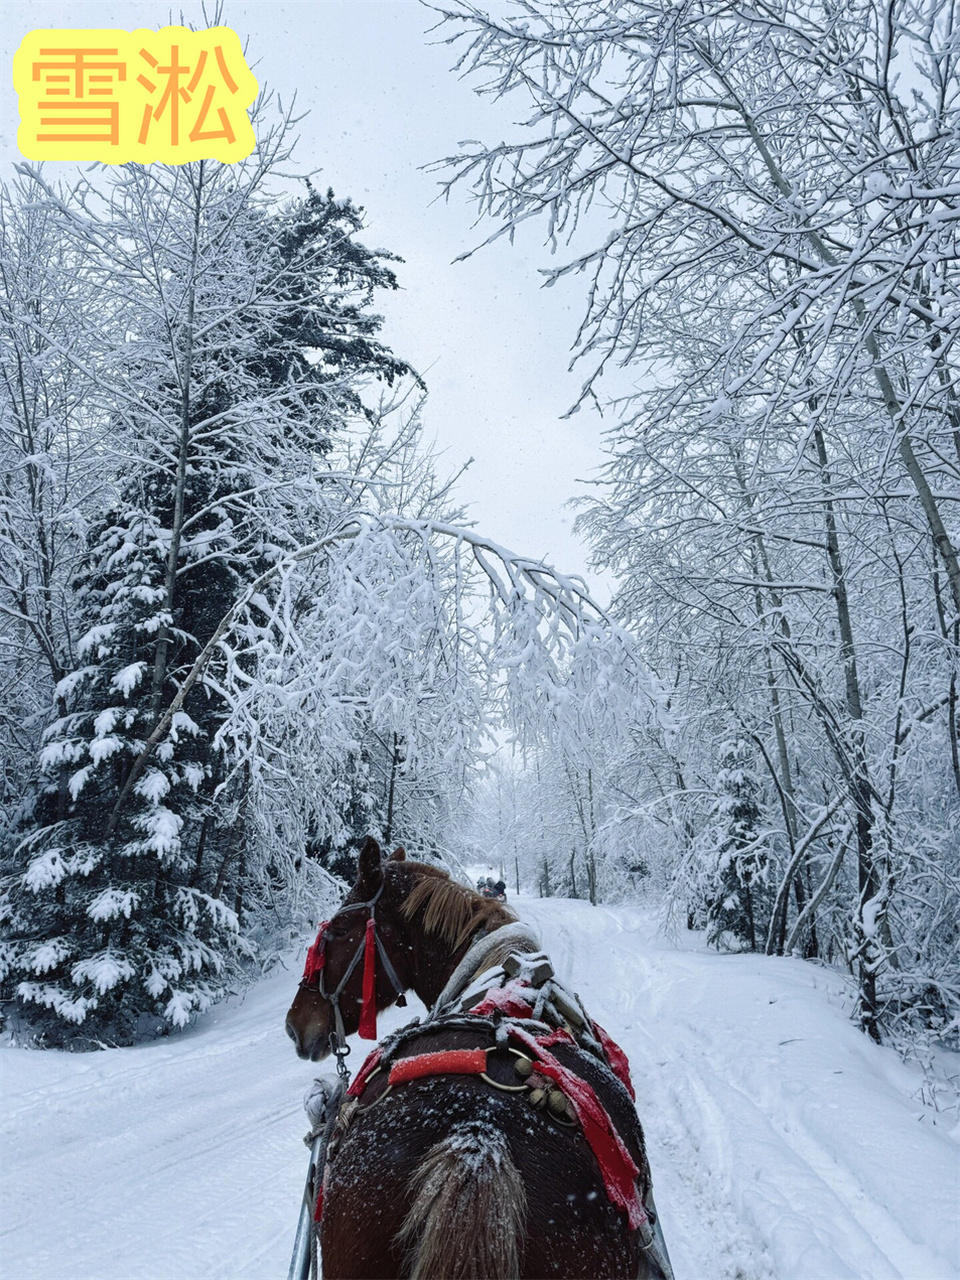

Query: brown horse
<box><xmin>286</xmin><ymin>837</ymin><xmax>673</xmax><ymax>1280</ymax></box>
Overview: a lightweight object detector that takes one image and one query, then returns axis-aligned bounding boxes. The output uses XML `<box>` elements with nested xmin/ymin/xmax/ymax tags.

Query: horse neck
<box><xmin>405</xmin><ymin>923</ymin><xmax>473</xmax><ymax>1010</ymax></box>
<box><xmin>386</xmin><ymin>869</ymin><xmax>518</xmax><ymax>1010</ymax></box>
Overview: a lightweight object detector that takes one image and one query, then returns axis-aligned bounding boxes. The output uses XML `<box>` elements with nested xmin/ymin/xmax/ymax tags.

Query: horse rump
<box><xmin>397</xmin><ymin>1121</ymin><xmax>525</xmax><ymax>1280</ymax></box>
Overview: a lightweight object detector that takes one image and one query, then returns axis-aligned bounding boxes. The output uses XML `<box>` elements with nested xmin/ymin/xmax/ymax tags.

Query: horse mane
<box><xmin>398</xmin><ymin>864</ymin><xmax>515</xmax><ymax>952</ymax></box>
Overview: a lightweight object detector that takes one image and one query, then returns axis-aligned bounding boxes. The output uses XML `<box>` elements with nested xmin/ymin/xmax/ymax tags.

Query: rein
<box><xmin>300</xmin><ymin>883</ymin><xmax>406</xmax><ymax>1073</ymax></box>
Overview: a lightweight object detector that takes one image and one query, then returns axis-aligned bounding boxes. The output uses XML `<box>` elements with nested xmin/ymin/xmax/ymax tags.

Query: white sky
<box><xmin>0</xmin><ymin>0</ymin><xmax>612</xmax><ymax>592</ymax></box>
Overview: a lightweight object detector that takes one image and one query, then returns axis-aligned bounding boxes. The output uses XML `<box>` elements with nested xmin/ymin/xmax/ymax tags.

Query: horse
<box><xmin>285</xmin><ymin>836</ymin><xmax>674</xmax><ymax>1280</ymax></box>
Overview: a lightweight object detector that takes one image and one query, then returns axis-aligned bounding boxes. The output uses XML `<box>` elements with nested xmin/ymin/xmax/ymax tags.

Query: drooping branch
<box><xmin>105</xmin><ymin>513</ymin><xmax>627</xmax><ymax>839</ymax></box>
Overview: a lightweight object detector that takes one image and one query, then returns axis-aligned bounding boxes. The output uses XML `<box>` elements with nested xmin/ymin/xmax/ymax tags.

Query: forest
<box><xmin>1</xmin><ymin>0</ymin><xmax>957</xmax><ymax>1068</ymax></box>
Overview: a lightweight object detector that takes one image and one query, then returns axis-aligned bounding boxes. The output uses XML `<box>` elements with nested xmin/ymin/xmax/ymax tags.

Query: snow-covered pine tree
<box><xmin>0</xmin><ymin>129</ymin><xmax>411</xmax><ymax>1045</ymax></box>
<box><xmin>305</xmin><ymin>734</ymin><xmax>381</xmax><ymax>882</ymax></box>
<box><xmin>705</xmin><ymin>739</ymin><xmax>768</xmax><ymax>952</ymax></box>
<box><xmin>7</xmin><ymin>510</ymin><xmax>237</xmax><ymax>1040</ymax></box>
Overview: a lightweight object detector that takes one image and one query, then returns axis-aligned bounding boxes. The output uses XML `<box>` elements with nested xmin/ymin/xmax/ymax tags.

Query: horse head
<box><xmin>285</xmin><ymin>835</ymin><xmax>408</xmax><ymax>1061</ymax></box>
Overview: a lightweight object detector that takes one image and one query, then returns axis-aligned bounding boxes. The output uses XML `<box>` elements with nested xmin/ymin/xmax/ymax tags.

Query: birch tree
<box><xmin>0</xmin><ymin>183</ymin><xmax>111</xmax><ymax>843</ymax></box>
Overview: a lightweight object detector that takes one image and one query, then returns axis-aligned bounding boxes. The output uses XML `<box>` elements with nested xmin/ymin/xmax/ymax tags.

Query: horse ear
<box><xmin>357</xmin><ymin>835</ymin><xmax>383</xmax><ymax>894</ymax></box>
<box><xmin>389</xmin><ymin>847</ymin><xmax>406</xmax><ymax>862</ymax></box>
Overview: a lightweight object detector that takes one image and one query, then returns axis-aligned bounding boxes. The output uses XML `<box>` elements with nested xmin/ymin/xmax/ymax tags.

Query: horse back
<box><xmin>321</xmin><ymin>1024</ymin><xmax>648</xmax><ymax>1280</ymax></box>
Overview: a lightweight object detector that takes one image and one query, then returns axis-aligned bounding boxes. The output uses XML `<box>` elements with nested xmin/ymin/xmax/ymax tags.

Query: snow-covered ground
<box><xmin>2</xmin><ymin>898</ymin><xmax>957</xmax><ymax>1279</ymax></box>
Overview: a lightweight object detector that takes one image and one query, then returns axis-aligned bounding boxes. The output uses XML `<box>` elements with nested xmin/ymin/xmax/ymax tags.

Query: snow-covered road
<box><xmin>2</xmin><ymin>898</ymin><xmax>957</xmax><ymax>1279</ymax></box>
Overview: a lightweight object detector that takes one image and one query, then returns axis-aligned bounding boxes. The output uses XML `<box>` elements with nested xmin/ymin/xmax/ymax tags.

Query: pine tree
<box><xmin>705</xmin><ymin>739</ymin><xmax>768</xmax><ymax>952</ymax></box>
<box><xmin>0</xmin><ymin>144</ymin><xmax>410</xmax><ymax>1045</ymax></box>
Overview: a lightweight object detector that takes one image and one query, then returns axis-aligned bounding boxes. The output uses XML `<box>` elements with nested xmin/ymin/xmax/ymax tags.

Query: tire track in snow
<box><xmin>646</xmin><ymin>964</ymin><xmax>957</xmax><ymax>1280</ymax></box>
<box><xmin>521</xmin><ymin>898</ymin><xmax>958</xmax><ymax>1280</ymax></box>
<box><xmin>523</xmin><ymin>899</ymin><xmax>779</xmax><ymax>1280</ymax></box>
<box><xmin>754</xmin><ymin>1092</ymin><xmax>953</xmax><ymax>1279</ymax></box>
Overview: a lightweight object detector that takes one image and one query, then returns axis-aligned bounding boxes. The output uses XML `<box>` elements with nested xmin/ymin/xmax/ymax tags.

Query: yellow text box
<box><xmin>14</xmin><ymin>26</ymin><xmax>258</xmax><ymax>164</ymax></box>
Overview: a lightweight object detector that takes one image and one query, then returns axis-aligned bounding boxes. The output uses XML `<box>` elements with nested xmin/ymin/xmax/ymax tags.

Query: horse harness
<box><xmin>320</xmin><ymin>943</ymin><xmax>656</xmax><ymax>1245</ymax></box>
<box><xmin>299</xmin><ymin>883</ymin><xmax>406</xmax><ymax>1079</ymax></box>
<box><xmin>301</xmin><ymin>918</ymin><xmax>675</xmax><ymax>1278</ymax></box>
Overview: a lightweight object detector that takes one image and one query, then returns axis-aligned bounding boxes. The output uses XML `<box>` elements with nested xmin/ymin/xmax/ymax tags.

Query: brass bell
<box><xmin>529</xmin><ymin>1088</ymin><xmax>545</xmax><ymax>1107</ymax></box>
<box><xmin>548</xmin><ymin>1089</ymin><xmax>568</xmax><ymax>1116</ymax></box>
<box><xmin>514</xmin><ymin>1057</ymin><xmax>533</xmax><ymax>1079</ymax></box>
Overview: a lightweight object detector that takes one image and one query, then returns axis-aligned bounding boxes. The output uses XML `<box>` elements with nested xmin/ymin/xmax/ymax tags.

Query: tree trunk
<box><xmin>234</xmin><ymin>841</ymin><xmax>246</xmax><ymax>931</ymax></box>
<box><xmin>150</xmin><ymin>161</ymin><xmax>206</xmax><ymax>719</ymax></box>
<box><xmin>811</xmin><ymin>425</ymin><xmax>882</xmax><ymax>1041</ymax></box>
<box><xmin>384</xmin><ymin>733</ymin><xmax>403</xmax><ymax>845</ymax></box>
<box><xmin>189</xmin><ymin>814</ymin><xmax>210</xmax><ymax>889</ymax></box>
<box><xmin>725</xmin><ymin>72</ymin><xmax>960</xmax><ymax>616</ymax></box>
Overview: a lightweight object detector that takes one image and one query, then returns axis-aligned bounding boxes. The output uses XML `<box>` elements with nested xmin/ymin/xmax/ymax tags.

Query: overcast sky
<box><xmin>1</xmin><ymin>0</ymin><xmax>613</xmax><ymax>592</ymax></box>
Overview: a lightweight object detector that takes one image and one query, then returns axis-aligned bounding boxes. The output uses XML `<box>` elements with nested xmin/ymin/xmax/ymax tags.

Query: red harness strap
<box><xmin>592</xmin><ymin>1020</ymin><xmax>636</xmax><ymax>1100</ymax></box>
<box><xmin>359</xmin><ymin>918</ymin><xmax>377</xmax><ymax>1040</ymax></box>
<box><xmin>389</xmin><ymin>1049</ymin><xmax>487</xmax><ymax>1085</ymax></box>
<box><xmin>302</xmin><ymin>921</ymin><xmax>328</xmax><ymax>984</ymax></box>
<box><xmin>347</xmin><ymin>1046</ymin><xmax>384</xmax><ymax>1098</ymax></box>
<box><xmin>532</xmin><ymin>1025</ymin><xmax>574</xmax><ymax>1049</ymax></box>
<box><xmin>508</xmin><ymin>1025</ymin><xmax>647</xmax><ymax>1231</ymax></box>
<box><xmin>469</xmin><ymin>980</ymin><xmax>535</xmax><ymax>1020</ymax></box>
